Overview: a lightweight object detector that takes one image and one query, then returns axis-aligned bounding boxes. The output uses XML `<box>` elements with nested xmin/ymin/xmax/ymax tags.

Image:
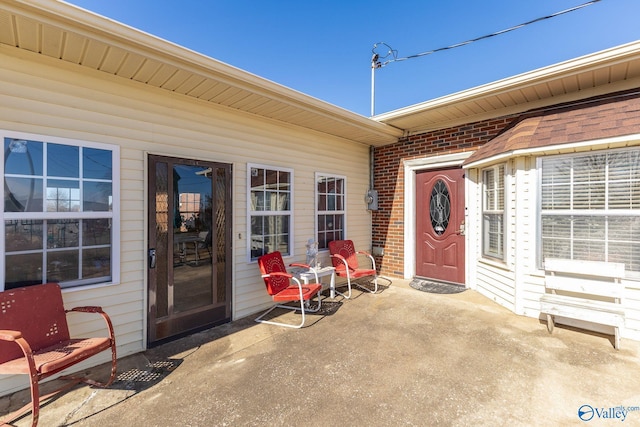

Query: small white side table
<box><xmin>293</xmin><ymin>266</ymin><xmax>337</xmax><ymax>298</ymax></box>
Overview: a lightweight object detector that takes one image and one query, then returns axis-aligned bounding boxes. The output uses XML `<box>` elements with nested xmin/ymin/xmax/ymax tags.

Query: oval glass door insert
<box><xmin>430</xmin><ymin>179</ymin><xmax>450</xmax><ymax>235</ymax></box>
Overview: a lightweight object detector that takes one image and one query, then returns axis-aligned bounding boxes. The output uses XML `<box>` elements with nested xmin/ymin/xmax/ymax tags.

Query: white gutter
<box><xmin>374</xmin><ymin>40</ymin><xmax>640</xmax><ymax>122</ymax></box>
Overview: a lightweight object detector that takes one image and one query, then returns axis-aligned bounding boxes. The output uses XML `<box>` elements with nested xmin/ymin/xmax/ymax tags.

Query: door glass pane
<box><xmin>155</xmin><ymin>162</ymin><xmax>169</xmax><ymax>318</ymax></box>
<box><xmin>430</xmin><ymin>179</ymin><xmax>451</xmax><ymax>235</ymax></box>
<box><xmin>216</xmin><ymin>167</ymin><xmax>227</xmax><ymax>304</ymax></box>
<box><xmin>173</xmin><ymin>164</ymin><xmax>213</xmax><ymax>313</ymax></box>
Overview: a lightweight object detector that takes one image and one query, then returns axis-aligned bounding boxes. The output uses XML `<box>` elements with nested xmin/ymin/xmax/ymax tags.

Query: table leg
<box><xmin>329</xmin><ymin>270</ymin><xmax>336</xmax><ymax>299</ymax></box>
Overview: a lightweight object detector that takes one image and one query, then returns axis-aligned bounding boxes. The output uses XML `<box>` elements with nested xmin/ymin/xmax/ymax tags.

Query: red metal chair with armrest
<box><xmin>255</xmin><ymin>251</ymin><xmax>322</xmax><ymax>328</ymax></box>
<box><xmin>328</xmin><ymin>240</ymin><xmax>379</xmax><ymax>299</ymax></box>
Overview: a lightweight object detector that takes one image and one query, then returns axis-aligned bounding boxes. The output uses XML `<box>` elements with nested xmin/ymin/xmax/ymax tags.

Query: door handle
<box><xmin>455</xmin><ymin>221</ymin><xmax>465</xmax><ymax>236</ymax></box>
<box><xmin>149</xmin><ymin>248</ymin><xmax>157</xmax><ymax>269</ymax></box>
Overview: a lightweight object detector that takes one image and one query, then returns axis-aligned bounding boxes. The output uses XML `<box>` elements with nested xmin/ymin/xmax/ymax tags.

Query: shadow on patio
<box><xmin>2</xmin><ymin>278</ymin><xmax>640</xmax><ymax>426</ymax></box>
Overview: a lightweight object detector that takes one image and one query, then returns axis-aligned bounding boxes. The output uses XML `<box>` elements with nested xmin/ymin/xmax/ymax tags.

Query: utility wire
<box><xmin>372</xmin><ymin>0</ymin><xmax>602</xmax><ymax>68</ymax></box>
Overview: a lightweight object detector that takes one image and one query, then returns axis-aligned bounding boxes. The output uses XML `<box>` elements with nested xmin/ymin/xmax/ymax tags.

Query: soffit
<box><xmin>0</xmin><ymin>1</ymin><xmax>403</xmax><ymax>146</ymax></box>
<box><xmin>375</xmin><ymin>41</ymin><xmax>640</xmax><ymax>135</ymax></box>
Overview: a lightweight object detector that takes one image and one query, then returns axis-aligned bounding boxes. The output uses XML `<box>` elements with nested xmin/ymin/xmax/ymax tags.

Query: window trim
<box><xmin>481</xmin><ymin>163</ymin><xmax>506</xmax><ymax>261</ymax></box>
<box><xmin>246</xmin><ymin>163</ymin><xmax>294</xmax><ymax>262</ymax></box>
<box><xmin>1</xmin><ymin>130</ymin><xmax>120</xmax><ymax>291</ymax></box>
<box><xmin>315</xmin><ymin>172</ymin><xmax>347</xmax><ymax>251</ymax></box>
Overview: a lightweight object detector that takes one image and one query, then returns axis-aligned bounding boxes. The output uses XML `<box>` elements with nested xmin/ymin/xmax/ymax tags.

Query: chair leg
<box><xmin>333</xmin><ymin>277</ymin><xmax>353</xmax><ymax>299</ymax></box>
<box><xmin>0</xmin><ymin>346</ymin><xmax>42</xmax><ymax>427</ymax></box>
<box><xmin>304</xmin><ymin>291</ymin><xmax>323</xmax><ymax>313</ymax></box>
<box><xmin>353</xmin><ymin>275</ymin><xmax>378</xmax><ymax>294</ymax></box>
<box><xmin>255</xmin><ymin>302</ymin><xmax>306</xmax><ymax>329</ymax></box>
<box><xmin>62</xmin><ymin>343</ymin><xmax>117</xmax><ymax>388</ymax></box>
<box><xmin>28</xmin><ymin>369</ymin><xmax>40</xmax><ymax>427</ymax></box>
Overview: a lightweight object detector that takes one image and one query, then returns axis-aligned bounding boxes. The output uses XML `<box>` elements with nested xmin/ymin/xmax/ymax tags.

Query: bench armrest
<box><xmin>66</xmin><ymin>306</ymin><xmax>116</xmax><ymax>343</ymax></box>
<box><xmin>0</xmin><ymin>330</ymin><xmax>22</xmax><ymax>341</ymax></box>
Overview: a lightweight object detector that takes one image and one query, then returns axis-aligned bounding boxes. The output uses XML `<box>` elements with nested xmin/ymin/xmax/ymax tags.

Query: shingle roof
<box><xmin>463</xmin><ymin>89</ymin><xmax>640</xmax><ymax>166</ymax></box>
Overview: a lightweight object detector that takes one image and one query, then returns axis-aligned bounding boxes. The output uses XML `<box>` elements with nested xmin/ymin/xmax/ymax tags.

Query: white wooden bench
<box><xmin>540</xmin><ymin>258</ymin><xmax>625</xmax><ymax>349</ymax></box>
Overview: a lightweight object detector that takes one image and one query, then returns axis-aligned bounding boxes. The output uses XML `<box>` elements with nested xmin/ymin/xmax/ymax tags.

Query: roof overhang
<box><xmin>0</xmin><ymin>0</ymin><xmax>403</xmax><ymax>146</ymax></box>
<box><xmin>375</xmin><ymin>41</ymin><xmax>640</xmax><ymax>135</ymax></box>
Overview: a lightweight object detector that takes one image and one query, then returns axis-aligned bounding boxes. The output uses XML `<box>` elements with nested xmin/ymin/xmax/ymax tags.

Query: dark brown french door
<box><xmin>147</xmin><ymin>155</ymin><xmax>232</xmax><ymax>345</ymax></box>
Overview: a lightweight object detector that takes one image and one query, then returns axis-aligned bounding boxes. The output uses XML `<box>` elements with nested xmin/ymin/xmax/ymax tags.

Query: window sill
<box><xmin>478</xmin><ymin>257</ymin><xmax>510</xmax><ymax>272</ymax></box>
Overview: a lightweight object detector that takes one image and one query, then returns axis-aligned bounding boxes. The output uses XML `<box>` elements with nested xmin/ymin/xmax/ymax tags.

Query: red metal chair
<box><xmin>255</xmin><ymin>251</ymin><xmax>323</xmax><ymax>328</ymax></box>
<box><xmin>328</xmin><ymin>240</ymin><xmax>379</xmax><ymax>299</ymax></box>
<box><xmin>0</xmin><ymin>283</ymin><xmax>116</xmax><ymax>427</ymax></box>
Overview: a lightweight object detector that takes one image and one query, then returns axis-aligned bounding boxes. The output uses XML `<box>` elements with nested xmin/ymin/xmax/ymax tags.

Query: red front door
<box><xmin>416</xmin><ymin>168</ymin><xmax>465</xmax><ymax>284</ymax></box>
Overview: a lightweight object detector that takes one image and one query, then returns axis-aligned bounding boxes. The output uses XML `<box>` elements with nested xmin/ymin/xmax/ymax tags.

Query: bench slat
<box><xmin>541</xmin><ymin>294</ymin><xmax>625</xmax><ymax>327</ymax></box>
<box><xmin>545</xmin><ymin>275</ymin><xmax>624</xmax><ymax>298</ymax></box>
<box><xmin>545</xmin><ymin>258</ymin><xmax>625</xmax><ymax>279</ymax></box>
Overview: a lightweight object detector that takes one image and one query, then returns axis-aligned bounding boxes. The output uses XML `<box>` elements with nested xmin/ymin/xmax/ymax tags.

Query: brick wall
<box><xmin>372</xmin><ymin>116</ymin><xmax>515</xmax><ymax>278</ymax></box>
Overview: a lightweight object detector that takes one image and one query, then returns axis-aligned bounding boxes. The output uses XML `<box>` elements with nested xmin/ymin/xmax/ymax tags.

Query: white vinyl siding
<box><xmin>0</xmin><ymin>48</ymin><xmax>374</xmax><ymax>395</ymax></box>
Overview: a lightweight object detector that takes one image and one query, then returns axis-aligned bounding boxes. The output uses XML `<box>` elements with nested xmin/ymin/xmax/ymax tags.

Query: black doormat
<box><xmin>111</xmin><ymin>359</ymin><xmax>182</xmax><ymax>392</ymax></box>
<box><xmin>409</xmin><ymin>279</ymin><xmax>466</xmax><ymax>294</ymax></box>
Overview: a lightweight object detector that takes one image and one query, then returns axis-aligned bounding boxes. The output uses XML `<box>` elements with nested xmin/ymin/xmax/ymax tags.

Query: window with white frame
<box><xmin>316</xmin><ymin>173</ymin><xmax>345</xmax><ymax>250</ymax></box>
<box><xmin>248</xmin><ymin>164</ymin><xmax>292</xmax><ymax>260</ymax></box>
<box><xmin>482</xmin><ymin>164</ymin><xmax>505</xmax><ymax>260</ymax></box>
<box><xmin>2</xmin><ymin>132</ymin><xmax>119</xmax><ymax>290</ymax></box>
<box><xmin>540</xmin><ymin>148</ymin><xmax>640</xmax><ymax>272</ymax></box>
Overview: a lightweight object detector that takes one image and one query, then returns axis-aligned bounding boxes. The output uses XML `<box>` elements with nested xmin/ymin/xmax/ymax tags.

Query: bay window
<box><xmin>482</xmin><ymin>164</ymin><xmax>505</xmax><ymax>260</ymax></box>
<box><xmin>540</xmin><ymin>148</ymin><xmax>640</xmax><ymax>273</ymax></box>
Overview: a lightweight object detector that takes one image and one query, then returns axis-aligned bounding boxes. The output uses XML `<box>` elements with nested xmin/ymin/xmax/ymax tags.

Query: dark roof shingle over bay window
<box><xmin>463</xmin><ymin>89</ymin><xmax>640</xmax><ymax>166</ymax></box>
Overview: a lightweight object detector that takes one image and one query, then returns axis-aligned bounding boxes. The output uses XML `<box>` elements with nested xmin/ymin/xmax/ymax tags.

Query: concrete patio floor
<box><xmin>2</xmin><ymin>278</ymin><xmax>640</xmax><ymax>426</ymax></box>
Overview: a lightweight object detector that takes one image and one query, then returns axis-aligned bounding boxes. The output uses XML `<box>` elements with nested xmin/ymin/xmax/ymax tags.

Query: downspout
<box><xmin>365</xmin><ymin>146</ymin><xmax>378</xmax><ymax>211</ymax></box>
<box><xmin>369</xmin><ymin>145</ymin><xmax>375</xmax><ymax>190</ymax></box>
<box><xmin>368</xmin><ymin>145</ymin><xmax>382</xmax><ymax>257</ymax></box>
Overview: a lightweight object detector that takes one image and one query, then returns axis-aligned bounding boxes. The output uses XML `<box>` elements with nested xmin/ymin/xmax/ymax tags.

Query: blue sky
<box><xmin>65</xmin><ymin>0</ymin><xmax>640</xmax><ymax>116</ymax></box>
